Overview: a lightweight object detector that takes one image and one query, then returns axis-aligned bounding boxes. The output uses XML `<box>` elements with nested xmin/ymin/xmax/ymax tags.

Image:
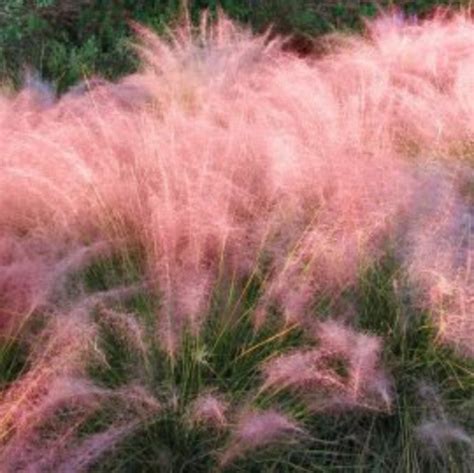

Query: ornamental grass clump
<box><xmin>0</xmin><ymin>8</ymin><xmax>474</xmax><ymax>472</ymax></box>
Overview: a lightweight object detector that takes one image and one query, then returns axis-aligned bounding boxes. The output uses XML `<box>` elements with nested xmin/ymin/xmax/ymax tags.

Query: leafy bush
<box><xmin>1</xmin><ymin>1</ymin><xmax>472</xmax><ymax>91</ymax></box>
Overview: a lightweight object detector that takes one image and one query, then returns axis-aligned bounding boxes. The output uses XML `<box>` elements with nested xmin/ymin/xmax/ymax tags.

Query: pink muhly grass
<box><xmin>0</xmin><ymin>314</ymin><xmax>98</xmax><ymax>444</ymax></box>
<box><xmin>79</xmin><ymin>282</ymin><xmax>151</xmax><ymax>311</ymax></box>
<box><xmin>220</xmin><ymin>409</ymin><xmax>303</xmax><ymax>466</ymax></box>
<box><xmin>262</xmin><ymin>348</ymin><xmax>346</xmax><ymax>392</ymax></box>
<box><xmin>0</xmin><ymin>236</ymin><xmax>59</xmax><ymax>336</ymax></box>
<box><xmin>0</xmin><ymin>236</ymin><xmax>114</xmax><ymax>337</ymax></box>
<box><xmin>114</xmin><ymin>384</ymin><xmax>161</xmax><ymax>419</ymax></box>
<box><xmin>2</xmin><ymin>9</ymin><xmax>474</xmax><ymax>468</ymax></box>
<box><xmin>0</xmin><ymin>374</ymin><xmax>106</xmax><ymax>470</ymax></box>
<box><xmin>1</xmin><ymin>10</ymin><xmax>415</xmax><ymax>351</ymax></box>
<box><xmin>54</xmin><ymin>421</ymin><xmax>141</xmax><ymax>473</ymax></box>
<box><xmin>0</xmin><ymin>376</ymin><xmax>105</xmax><ymax>470</ymax></box>
<box><xmin>97</xmin><ymin>308</ymin><xmax>149</xmax><ymax>362</ymax></box>
<box><xmin>0</xmin><ymin>10</ymin><xmax>421</xmax><ymax>353</ymax></box>
<box><xmin>262</xmin><ymin>321</ymin><xmax>392</xmax><ymax>412</ymax></box>
<box><xmin>403</xmin><ymin>172</ymin><xmax>474</xmax><ymax>356</ymax></box>
<box><xmin>1</xmin><ymin>382</ymin><xmax>157</xmax><ymax>473</ymax></box>
<box><xmin>189</xmin><ymin>392</ymin><xmax>229</xmax><ymax>429</ymax></box>
<box><xmin>414</xmin><ymin>382</ymin><xmax>473</xmax><ymax>458</ymax></box>
<box><xmin>323</xmin><ymin>11</ymin><xmax>474</xmax><ymax>158</ymax></box>
<box><xmin>415</xmin><ymin>421</ymin><xmax>473</xmax><ymax>457</ymax></box>
<box><xmin>0</xmin><ymin>258</ymin><xmax>47</xmax><ymax>335</ymax></box>
<box><xmin>0</xmin><ymin>319</ymin><xmax>158</xmax><ymax>472</ymax></box>
<box><xmin>316</xmin><ymin>320</ymin><xmax>393</xmax><ymax>410</ymax></box>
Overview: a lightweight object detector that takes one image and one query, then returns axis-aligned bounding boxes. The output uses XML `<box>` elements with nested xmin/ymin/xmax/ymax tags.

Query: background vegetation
<box><xmin>1</xmin><ymin>0</ymin><xmax>471</xmax><ymax>92</ymax></box>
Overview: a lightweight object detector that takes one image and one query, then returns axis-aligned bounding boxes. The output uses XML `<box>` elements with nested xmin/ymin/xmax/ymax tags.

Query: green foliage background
<box><xmin>0</xmin><ymin>0</ymin><xmax>470</xmax><ymax>92</ymax></box>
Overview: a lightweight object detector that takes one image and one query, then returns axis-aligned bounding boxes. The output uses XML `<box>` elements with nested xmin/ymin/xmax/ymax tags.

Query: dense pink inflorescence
<box><xmin>190</xmin><ymin>392</ymin><xmax>229</xmax><ymax>429</ymax></box>
<box><xmin>262</xmin><ymin>321</ymin><xmax>392</xmax><ymax>412</ymax></box>
<box><xmin>220</xmin><ymin>409</ymin><xmax>303</xmax><ymax>466</ymax></box>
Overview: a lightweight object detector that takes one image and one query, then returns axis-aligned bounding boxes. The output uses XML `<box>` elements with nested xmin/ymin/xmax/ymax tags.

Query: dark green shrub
<box><xmin>0</xmin><ymin>1</ymin><xmax>471</xmax><ymax>91</ymax></box>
